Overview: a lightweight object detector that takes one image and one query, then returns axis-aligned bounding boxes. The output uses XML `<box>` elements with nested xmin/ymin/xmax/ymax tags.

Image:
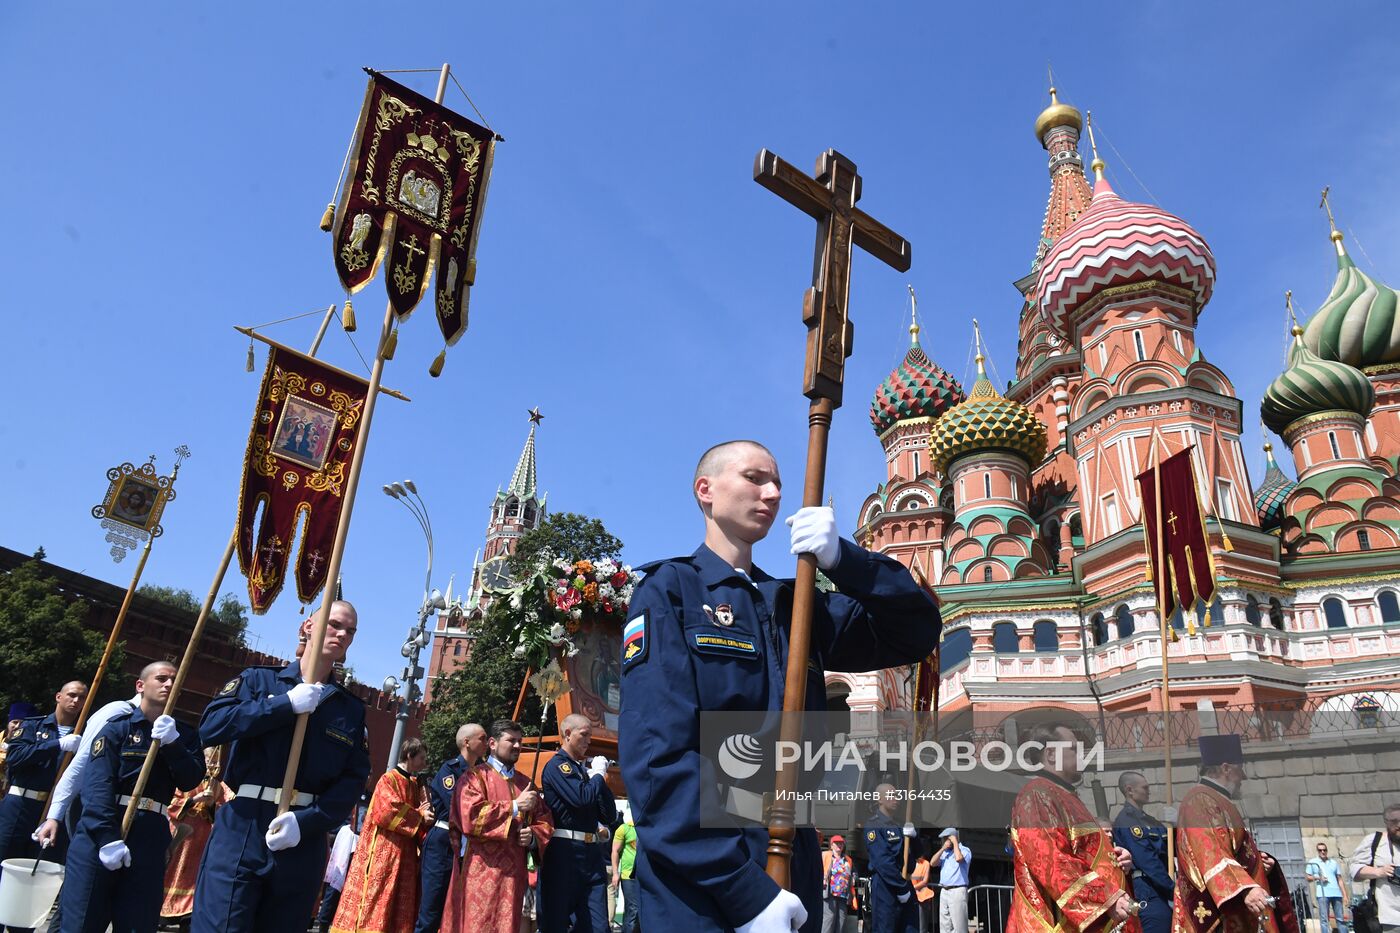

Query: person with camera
<box><xmin>1349</xmin><ymin>805</ymin><xmax>1400</xmax><ymax>933</ymax></box>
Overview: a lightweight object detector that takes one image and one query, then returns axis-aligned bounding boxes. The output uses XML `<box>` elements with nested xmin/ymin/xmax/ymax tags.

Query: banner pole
<box><xmin>1152</xmin><ymin>430</ymin><xmax>1177</xmax><ymax>879</ymax></box>
<box><xmin>277</xmin><ymin>64</ymin><xmax>451</xmax><ymax>816</ymax></box>
<box><xmin>118</xmin><ymin>305</ymin><xmax>348</xmax><ymax>835</ymax></box>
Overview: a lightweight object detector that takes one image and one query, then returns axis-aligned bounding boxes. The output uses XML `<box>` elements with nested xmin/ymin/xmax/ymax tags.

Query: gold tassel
<box><xmin>1202</xmin><ymin>605</ymin><xmax>1212</xmax><ymax>628</ymax></box>
<box><xmin>381</xmin><ymin>326</ymin><xmax>398</xmax><ymax>361</ymax></box>
<box><xmin>319</xmin><ymin>203</ymin><xmax>335</xmax><ymax>232</ymax></box>
<box><xmin>429</xmin><ymin>348</ymin><xmax>446</xmax><ymax>378</ymax></box>
<box><xmin>342</xmin><ymin>298</ymin><xmax>356</xmax><ymax>333</ymax></box>
<box><xmin>245</xmin><ymin>339</ymin><xmax>255</xmax><ymax>372</ymax></box>
<box><xmin>1220</xmin><ymin>527</ymin><xmax>1234</xmax><ymax>552</ymax></box>
<box><xmin>1169</xmin><ymin>627</ymin><xmax>1179</xmax><ymax>643</ymax></box>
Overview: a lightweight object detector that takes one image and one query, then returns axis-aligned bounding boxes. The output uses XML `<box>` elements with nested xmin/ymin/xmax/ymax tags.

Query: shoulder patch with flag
<box><xmin>622</xmin><ymin>611</ymin><xmax>648</xmax><ymax>667</ymax></box>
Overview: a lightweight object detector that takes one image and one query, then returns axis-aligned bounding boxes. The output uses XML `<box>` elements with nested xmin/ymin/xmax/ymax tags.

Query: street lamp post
<box><xmin>382</xmin><ymin>480</ymin><xmax>443</xmax><ymax>772</ymax></box>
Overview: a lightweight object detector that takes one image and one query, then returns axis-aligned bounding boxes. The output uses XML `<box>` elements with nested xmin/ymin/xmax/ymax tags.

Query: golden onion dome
<box><xmin>1035</xmin><ymin>86</ymin><xmax>1082</xmax><ymax>141</ymax></box>
<box><xmin>929</xmin><ymin>353</ymin><xmax>1048</xmax><ymax>475</ymax></box>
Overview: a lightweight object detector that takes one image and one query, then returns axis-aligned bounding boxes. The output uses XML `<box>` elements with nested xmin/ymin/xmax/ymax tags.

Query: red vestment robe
<box><xmin>160</xmin><ymin>778</ymin><xmax>232</xmax><ymax>918</ymax></box>
<box><xmin>442</xmin><ymin>761</ymin><xmax>554</xmax><ymax>933</ymax></box>
<box><xmin>1009</xmin><ymin>776</ymin><xmax>1141</xmax><ymax>933</ymax></box>
<box><xmin>331</xmin><ymin>767</ymin><xmax>428</xmax><ymax>933</ymax></box>
<box><xmin>1173</xmin><ymin>781</ymin><xmax>1300</xmax><ymax>933</ymax></box>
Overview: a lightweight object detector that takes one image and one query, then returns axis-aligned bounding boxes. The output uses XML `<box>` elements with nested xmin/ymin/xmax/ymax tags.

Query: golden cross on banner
<box><xmin>753</xmin><ymin>147</ymin><xmax>910</xmax><ymax>890</ymax></box>
<box><xmin>400</xmin><ymin>234</ymin><xmax>426</xmax><ymax>263</ymax></box>
<box><xmin>1167</xmin><ymin>512</ymin><xmax>1179</xmax><ymax>535</ymax></box>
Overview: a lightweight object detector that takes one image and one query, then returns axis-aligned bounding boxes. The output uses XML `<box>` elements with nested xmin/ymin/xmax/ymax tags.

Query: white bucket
<box><xmin>0</xmin><ymin>858</ymin><xmax>65</xmax><ymax>928</ymax></box>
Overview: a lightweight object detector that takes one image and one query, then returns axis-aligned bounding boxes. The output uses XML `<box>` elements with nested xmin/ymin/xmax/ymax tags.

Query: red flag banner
<box><xmin>236</xmin><ymin>346</ymin><xmax>369</xmax><ymax>614</ymax></box>
<box><xmin>909</xmin><ymin>560</ymin><xmax>940</xmax><ymax>741</ymax></box>
<box><xmin>332</xmin><ymin>70</ymin><xmax>496</xmax><ymax>344</ymax></box>
<box><xmin>1135</xmin><ymin>447</ymin><xmax>1216</xmax><ymax>621</ymax></box>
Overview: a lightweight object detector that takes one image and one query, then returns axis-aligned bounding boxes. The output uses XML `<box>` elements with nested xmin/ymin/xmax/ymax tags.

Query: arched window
<box><xmin>505</xmin><ymin>498</ymin><xmax>519</xmax><ymax>518</ymax></box>
<box><xmin>1379</xmin><ymin>591</ymin><xmax>1400</xmax><ymax>624</ymax></box>
<box><xmin>1245</xmin><ymin>596</ymin><xmax>1262</xmax><ymax>626</ymax></box>
<box><xmin>940</xmin><ymin>629</ymin><xmax>972</xmax><ymax>672</ymax></box>
<box><xmin>1033</xmin><ymin>620</ymin><xmax>1059</xmax><ymax>652</ymax></box>
<box><xmin>1328</xmin><ymin>432</ymin><xmax>1341</xmax><ymax>459</ymax></box>
<box><xmin>1268</xmin><ymin>598</ymin><xmax>1285</xmax><ymax>631</ymax></box>
<box><xmin>983</xmin><ymin>566</ymin><xmax>994</xmax><ymax>583</ymax></box>
<box><xmin>993</xmin><ymin>622</ymin><xmax>1020</xmax><ymax>653</ymax></box>
<box><xmin>1090</xmin><ymin>613</ymin><xmax>1108</xmax><ymax>646</ymax></box>
<box><xmin>1323</xmin><ymin>597</ymin><xmax>1348</xmax><ymax>629</ymax></box>
<box><xmin>939</xmin><ymin>487</ymin><xmax>954</xmax><ymax>511</ymax></box>
<box><xmin>1133</xmin><ymin>330</ymin><xmax>1147</xmax><ymax>361</ymax></box>
<box><xmin>984</xmin><ymin>473</ymin><xmax>992</xmax><ymax>499</ymax></box>
<box><xmin>912</xmin><ymin>451</ymin><xmax>921</xmax><ymax>476</ymax></box>
<box><xmin>523</xmin><ymin>503</ymin><xmax>537</xmax><ymax>525</ymax></box>
<box><xmin>1358</xmin><ymin>529</ymin><xmax>1372</xmax><ymax>551</ymax></box>
<box><xmin>1116</xmin><ymin>604</ymin><xmax>1135</xmax><ymax>638</ymax></box>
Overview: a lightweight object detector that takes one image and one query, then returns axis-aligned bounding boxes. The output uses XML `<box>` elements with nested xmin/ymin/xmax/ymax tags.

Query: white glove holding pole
<box><xmin>588</xmin><ymin>755</ymin><xmax>609</xmax><ymax>778</ymax></box>
<box><xmin>265</xmin><ymin>812</ymin><xmax>302</xmax><ymax>851</ymax></box>
<box><xmin>903</xmin><ymin>822</ymin><xmax>918</xmax><ymax>838</ymax></box>
<box><xmin>786</xmin><ymin>506</ymin><xmax>842</xmax><ymax>570</ymax></box>
<box><xmin>59</xmin><ymin>733</ymin><xmax>81</xmax><ymax>753</ymax></box>
<box><xmin>736</xmin><ymin>889</ymin><xmax>808</xmax><ymax>933</ymax></box>
<box><xmin>287</xmin><ymin>682</ymin><xmax>327</xmax><ymax>715</ymax></box>
<box><xmin>151</xmin><ymin>715</ymin><xmax>179</xmax><ymax>744</ymax></box>
<box><xmin>98</xmin><ymin>840</ymin><xmax>131</xmax><ymax>870</ymax></box>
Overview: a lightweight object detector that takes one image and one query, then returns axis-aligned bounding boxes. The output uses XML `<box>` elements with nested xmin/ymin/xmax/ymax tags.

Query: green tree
<box><xmin>0</xmin><ymin>559</ymin><xmax>127</xmax><ymax>715</ymax></box>
<box><xmin>421</xmin><ymin>512</ymin><xmax>621</xmax><ymax>766</ymax></box>
<box><xmin>137</xmin><ymin>584</ymin><xmax>249</xmax><ymax>645</ymax></box>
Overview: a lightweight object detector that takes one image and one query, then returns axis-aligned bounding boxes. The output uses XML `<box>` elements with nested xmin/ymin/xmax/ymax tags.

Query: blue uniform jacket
<box><xmin>619</xmin><ymin>539</ymin><xmax>940</xmax><ymax>929</ymax></box>
<box><xmin>864</xmin><ymin>811</ymin><xmax>915</xmax><ymax>901</ymax></box>
<box><xmin>77</xmin><ymin>707</ymin><xmax>203</xmax><ymax>847</ymax></box>
<box><xmin>1112</xmin><ymin>803</ymin><xmax>1174</xmax><ymax>906</ymax></box>
<box><xmin>541</xmin><ymin>753</ymin><xmax>619</xmax><ymax>875</ymax></box>
<box><xmin>427</xmin><ymin>755</ymin><xmax>470</xmax><ymax>825</ymax></box>
<box><xmin>199</xmin><ymin>663</ymin><xmax>369</xmax><ymax>836</ymax></box>
<box><xmin>5</xmin><ymin>713</ymin><xmax>66</xmax><ymax>791</ymax></box>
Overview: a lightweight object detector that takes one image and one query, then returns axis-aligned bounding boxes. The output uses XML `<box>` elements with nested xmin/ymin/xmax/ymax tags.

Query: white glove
<box><xmin>898</xmin><ymin>891</ymin><xmax>912</xmax><ymax>903</ymax></box>
<box><xmin>1161</xmin><ymin>805</ymin><xmax>1179</xmax><ymax>824</ymax></box>
<box><xmin>265</xmin><ymin>812</ymin><xmax>302</xmax><ymax>851</ymax></box>
<box><xmin>98</xmin><ymin>840</ymin><xmax>131</xmax><ymax>871</ymax></box>
<box><xmin>597</xmin><ymin>825</ymin><xmax>611</xmax><ymax>842</ymax></box>
<box><xmin>903</xmin><ymin>822</ymin><xmax>918</xmax><ymax>838</ymax></box>
<box><xmin>786</xmin><ymin>507</ymin><xmax>842</xmax><ymax>570</ymax></box>
<box><xmin>588</xmin><ymin>755</ymin><xmax>609</xmax><ymax>778</ymax></box>
<box><xmin>151</xmin><ymin>715</ymin><xmax>178</xmax><ymax>744</ymax></box>
<box><xmin>736</xmin><ymin>889</ymin><xmax>808</xmax><ymax>933</ymax></box>
<box><xmin>287</xmin><ymin>682</ymin><xmax>327</xmax><ymax>715</ymax></box>
<box><xmin>59</xmin><ymin>733</ymin><xmax>81</xmax><ymax>753</ymax></box>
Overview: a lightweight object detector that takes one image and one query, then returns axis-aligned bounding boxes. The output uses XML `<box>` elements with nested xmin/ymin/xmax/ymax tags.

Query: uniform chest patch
<box><xmin>1132</xmin><ymin>825</ymin><xmax>1144</xmax><ymax>838</ymax></box>
<box><xmin>559</xmin><ymin>762</ymin><xmax>573</xmax><ymax>775</ymax></box>
<box><xmin>867</xmin><ymin>830</ymin><xmax>877</xmax><ymax>842</ymax></box>
<box><xmin>692</xmin><ymin>632</ymin><xmax>757</xmax><ymax>656</ymax></box>
<box><xmin>219</xmin><ymin>677</ymin><xmax>240</xmax><ymax>696</ymax></box>
<box><xmin>443</xmin><ymin>775</ymin><xmax>455</xmax><ymax>790</ymax></box>
<box><xmin>622</xmin><ymin>612</ymin><xmax>648</xmax><ymax>667</ymax></box>
<box><xmin>714</xmin><ymin>604</ymin><xmax>735</xmax><ymax>627</ymax></box>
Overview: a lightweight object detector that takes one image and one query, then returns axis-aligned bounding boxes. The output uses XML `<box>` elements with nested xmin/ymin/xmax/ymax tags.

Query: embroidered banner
<box><xmin>236</xmin><ymin>346</ymin><xmax>368</xmax><ymax>613</ymax></box>
<box><xmin>331</xmin><ymin>70</ymin><xmax>496</xmax><ymax>345</ymax></box>
<box><xmin>1136</xmin><ymin>446</ymin><xmax>1216</xmax><ymax>621</ymax></box>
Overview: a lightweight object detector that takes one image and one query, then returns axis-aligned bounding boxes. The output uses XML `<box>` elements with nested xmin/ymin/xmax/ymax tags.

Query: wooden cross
<box><xmin>754</xmin><ymin>149</ymin><xmax>911</xmax><ymax>407</ymax></box>
<box><xmin>753</xmin><ymin>148</ymin><xmax>910</xmax><ymax>889</ymax></box>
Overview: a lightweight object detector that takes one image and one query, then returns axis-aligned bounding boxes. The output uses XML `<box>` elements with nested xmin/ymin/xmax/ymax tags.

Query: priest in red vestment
<box><xmin>162</xmin><ymin>746</ymin><xmax>232</xmax><ymax>922</ymax></box>
<box><xmin>1173</xmin><ymin>735</ymin><xmax>1299</xmax><ymax>933</ymax></box>
<box><xmin>332</xmin><ymin>738</ymin><xmax>432</xmax><ymax>933</ymax></box>
<box><xmin>443</xmin><ymin>718</ymin><xmax>554</xmax><ymax>933</ymax></box>
<box><xmin>1009</xmin><ymin>723</ymin><xmax>1141</xmax><ymax>933</ymax></box>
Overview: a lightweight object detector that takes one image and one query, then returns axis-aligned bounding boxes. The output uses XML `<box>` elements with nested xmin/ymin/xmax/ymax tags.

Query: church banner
<box><xmin>236</xmin><ymin>346</ymin><xmax>368</xmax><ymax>614</ymax></box>
<box><xmin>1136</xmin><ymin>447</ymin><xmax>1217</xmax><ymax>622</ymax></box>
<box><xmin>331</xmin><ymin>70</ymin><xmax>496</xmax><ymax>345</ymax></box>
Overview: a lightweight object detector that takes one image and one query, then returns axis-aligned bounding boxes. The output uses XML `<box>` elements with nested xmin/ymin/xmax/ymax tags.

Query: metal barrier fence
<box><xmin>968</xmin><ymin>884</ymin><xmax>1014</xmax><ymax>933</ymax></box>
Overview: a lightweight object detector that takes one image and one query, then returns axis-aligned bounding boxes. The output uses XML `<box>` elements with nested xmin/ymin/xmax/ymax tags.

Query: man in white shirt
<box><xmin>1349</xmin><ymin>804</ymin><xmax>1400</xmax><ymax>933</ymax></box>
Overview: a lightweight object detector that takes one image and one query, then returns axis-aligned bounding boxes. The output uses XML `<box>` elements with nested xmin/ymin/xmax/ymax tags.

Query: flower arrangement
<box><xmin>503</xmin><ymin>550</ymin><xmax>639</xmax><ymax>669</ymax></box>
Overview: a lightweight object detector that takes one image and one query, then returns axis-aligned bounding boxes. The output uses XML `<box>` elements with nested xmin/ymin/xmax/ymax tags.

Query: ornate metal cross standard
<box><xmin>752</xmin><ymin>148</ymin><xmax>910</xmax><ymax>888</ymax></box>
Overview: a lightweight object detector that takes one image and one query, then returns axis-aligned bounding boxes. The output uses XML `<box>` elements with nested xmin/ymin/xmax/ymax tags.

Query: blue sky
<box><xmin>3</xmin><ymin>3</ymin><xmax>1398</xmax><ymax>693</ymax></box>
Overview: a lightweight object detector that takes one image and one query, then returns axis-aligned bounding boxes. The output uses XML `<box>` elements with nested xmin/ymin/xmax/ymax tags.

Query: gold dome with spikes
<box><xmin>929</xmin><ymin>336</ymin><xmax>1048</xmax><ymax>475</ymax></box>
<box><xmin>1035</xmin><ymin>86</ymin><xmax>1082</xmax><ymax>141</ymax></box>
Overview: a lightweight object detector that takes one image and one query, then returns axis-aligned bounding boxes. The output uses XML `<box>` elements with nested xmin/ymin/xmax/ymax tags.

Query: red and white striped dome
<box><xmin>1035</xmin><ymin>178</ymin><xmax>1215</xmax><ymax>339</ymax></box>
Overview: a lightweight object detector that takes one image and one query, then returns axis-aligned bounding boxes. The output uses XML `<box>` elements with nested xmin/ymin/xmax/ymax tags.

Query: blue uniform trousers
<box><xmin>1134</xmin><ymin>887</ymin><xmax>1172</xmax><ymax>933</ymax></box>
<box><xmin>413</xmin><ymin>825</ymin><xmax>452</xmax><ymax>933</ymax></box>
<box><xmin>869</xmin><ymin>885</ymin><xmax>919</xmax><ymax>933</ymax></box>
<box><xmin>58</xmin><ymin>810</ymin><xmax>168</xmax><ymax>933</ymax></box>
<box><xmin>538</xmin><ymin>839</ymin><xmax>609</xmax><ymax>932</ymax></box>
<box><xmin>190</xmin><ymin>798</ymin><xmax>327</xmax><ymax>933</ymax></box>
<box><xmin>0</xmin><ymin>794</ymin><xmax>67</xmax><ymax>865</ymax></box>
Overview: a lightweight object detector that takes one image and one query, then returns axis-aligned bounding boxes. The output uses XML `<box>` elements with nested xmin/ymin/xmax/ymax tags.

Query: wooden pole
<box><xmin>116</xmin><ymin>303</ymin><xmax>342</xmax><ymax>834</ymax></box>
<box><xmin>40</xmin><ymin>532</ymin><xmax>155</xmax><ymax>821</ymax></box>
<box><xmin>764</xmin><ymin>395</ymin><xmax>833</xmax><ymax>888</ymax></box>
<box><xmin>277</xmin><ymin>63</ymin><xmax>451</xmax><ymax>817</ymax></box>
<box><xmin>1152</xmin><ymin>429</ymin><xmax>1177</xmax><ymax>879</ymax></box>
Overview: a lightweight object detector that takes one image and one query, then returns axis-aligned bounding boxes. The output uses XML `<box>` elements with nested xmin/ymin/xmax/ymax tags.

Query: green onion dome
<box><xmin>1261</xmin><ymin>326</ymin><xmax>1375</xmax><ymax>435</ymax></box>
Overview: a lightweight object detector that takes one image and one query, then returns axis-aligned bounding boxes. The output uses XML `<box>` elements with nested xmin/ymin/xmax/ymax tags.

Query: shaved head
<box><xmin>561</xmin><ymin>713</ymin><xmax>590</xmax><ymax>732</ymax></box>
<box><xmin>139</xmin><ymin>660</ymin><xmax>176</xmax><ymax>682</ymax></box>
<box><xmin>457</xmin><ymin>723</ymin><xmax>484</xmax><ymax>746</ymax></box>
<box><xmin>694</xmin><ymin>440</ymin><xmax>773</xmax><ymax>500</ymax></box>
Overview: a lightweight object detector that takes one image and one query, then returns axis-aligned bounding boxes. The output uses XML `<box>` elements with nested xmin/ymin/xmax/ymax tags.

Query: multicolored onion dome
<box><xmin>929</xmin><ymin>360</ymin><xmax>1047</xmax><ymax>474</ymax></box>
<box><xmin>1035</xmin><ymin>177</ymin><xmax>1216</xmax><ymax>339</ymax></box>
<box><xmin>1261</xmin><ymin>327</ymin><xmax>1376</xmax><ymax>435</ymax></box>
<box><xmin>870</xmin><ymin>324</ymin><xmax>966</xmax><ymax>435</ymax></box>
<box><xmin>1253</xmin><ymin>442</ymin><xmax>1295</xmax><ymax>531</ymax></box>
<box><xmin>1302</xmin><ymin>237</ymin><xmax>1400</xmax><ymax>368</ymax></box>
